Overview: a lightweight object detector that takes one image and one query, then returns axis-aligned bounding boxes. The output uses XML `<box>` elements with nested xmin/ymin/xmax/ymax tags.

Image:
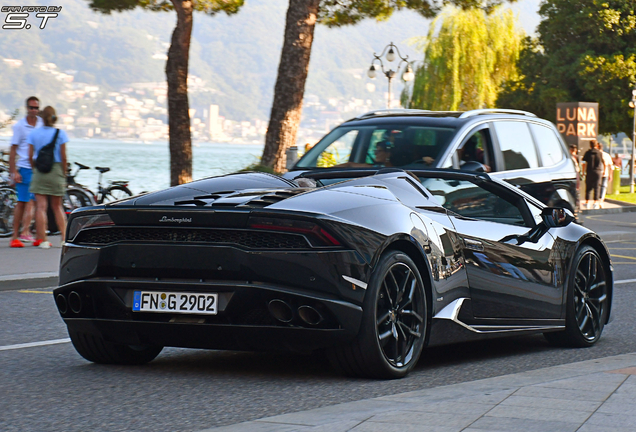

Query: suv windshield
<box><xmin>296</xmin><ymin>124</ymin><xmax>456</xmax><ymax>169</ymax></box>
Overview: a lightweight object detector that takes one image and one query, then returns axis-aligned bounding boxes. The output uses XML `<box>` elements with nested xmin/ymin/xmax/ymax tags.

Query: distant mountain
<box><xmin>0</xmin><ymin>0</ymin><xmax>540</xmax><ymax>122</ymax></box>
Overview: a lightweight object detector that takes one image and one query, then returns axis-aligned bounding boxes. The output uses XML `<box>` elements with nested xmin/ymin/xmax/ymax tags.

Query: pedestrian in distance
<box><xmin>27</xmin><ymin>106</ymin><xmax>68</xmax><ymax>249</ymax></box>
<box><xmin>597</xmin><ymin>141</ymin><xmax>614</xmax><ymax>206</ymax></box>
<box><xmin>8</xmin><ymin>96</ymin><xmax>43</xmax><ymax>248</ymax></box>
<box><xmin>581</xmin><ymin>139</ymin><xmax>604</xmax><ymax>210</ymax></box>
<box><xmin>569</xmin><ymin>144</ymin><xmax>580</xmax><ymax>176</ymax></box>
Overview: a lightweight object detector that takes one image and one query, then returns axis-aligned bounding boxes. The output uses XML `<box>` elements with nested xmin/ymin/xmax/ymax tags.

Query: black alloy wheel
<box><xmin>544</xmin><ymin>245</ymin><xmax>609</xmax><ymax>347</ymax></box>
<box><xmin>328</xmin><ymin>251</ymin><xmax>428</xmax><ymax>379</ymax></box>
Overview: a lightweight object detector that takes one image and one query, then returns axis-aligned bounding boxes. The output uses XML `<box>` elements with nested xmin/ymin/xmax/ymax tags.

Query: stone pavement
<box><xmin>0</xmin><ymin>235</ymin><xmax>61</xmax><ymax>290</ymax></box>
<box><xmin>203</xmin><ymin>353</ymin><xmax>636</xmax><ymax>432</ymax></box>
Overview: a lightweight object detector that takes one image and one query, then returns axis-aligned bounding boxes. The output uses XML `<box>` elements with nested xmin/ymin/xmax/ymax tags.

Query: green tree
<box><xmin>404</xmin><ymin>5</ymin><xmax>524</xmax><ymax>111</ymax></box>
<box><xmin>497</xmin><ymin>0</ymin><xmax>636</xmax><ymax>134</ymax></box>
<box><xmin>261</xmin><ymin>0</ymin><xmax>513</xmax><ymax>173</ymax></box>
<box><xmin>87</xmin><ymin>0</ymin><xmax>244</xmax><ymax>186</ymax></box>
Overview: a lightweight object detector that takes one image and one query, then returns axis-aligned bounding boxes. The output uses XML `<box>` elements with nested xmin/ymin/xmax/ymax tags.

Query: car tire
<box><xmin>69</xmin><ymin>329</ymin><xmax>163</xmax><ymax>365</ymax></box>
<box><xmin>328</xmin><ymin>250</ymin><xmax>428</xmax><ymax>379</ymax></box>
<box><xmin>544</xmin><ymin>245</ymin><xmax>609</xmax><ymax>347</ymax></box>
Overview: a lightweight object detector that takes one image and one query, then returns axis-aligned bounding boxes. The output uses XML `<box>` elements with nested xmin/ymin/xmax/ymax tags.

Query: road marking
<box><xmin>616</xmin><ymin>278</ymin><xmax>636</xmax><ymax>285</ymax></box>
<box><xmin>0</xmin><ymin>338</ymin><xmax>70</xmax><ymax>352</ymax></box>
<box><xmin>17</xmin><ymin>290</ymin><xmax>53</xmax><ymax>294</ymax></box>
<box><xmin>611</xmin><ymin>254</ymin><xmax>636</xmax><ymax>261</ymax></box>
<box><xmin>608</xmin><ymin>248</ymin><xmax>636</xmax><ymax>250</ymax></box>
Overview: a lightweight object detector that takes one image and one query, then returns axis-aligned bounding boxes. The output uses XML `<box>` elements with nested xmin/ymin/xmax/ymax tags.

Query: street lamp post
<box><xmin>367</xmin><ymin>42</ymin><xmax>414</xmax><ymax>109</ymax></box>
<box><xmin>630</xmin><ymin>86</ymin><xmax>636</xmax><ymax>193</ymax></box>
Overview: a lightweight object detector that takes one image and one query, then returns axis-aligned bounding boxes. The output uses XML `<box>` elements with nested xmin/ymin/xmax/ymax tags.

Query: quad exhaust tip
<box><xmin>68</xmin><ymin>291</ymin><xmax>82</xmax><ymax>314</ymax></box>
<box><xmin>268</xmin><ymin>299</ymin><xmax>293</xmax><ymax>323</ymax></box>
<box><xmin>55</xmin><ymin>294</ymin><xmax>68</xmax><ymax>314</ymax></box>
<box><xmin>298</xmin><ymin>305</ymin><xmax>323</xmax><ymax>326</ymax></box>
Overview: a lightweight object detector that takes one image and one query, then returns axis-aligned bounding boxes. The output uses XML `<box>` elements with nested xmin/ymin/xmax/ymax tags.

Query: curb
<box><xmin>0</xmin><ymin>273</ymin><xmax>58</xmax><ymax>291</ymax></box>
<box><xmin>580</xmin><ymin>199</ymin><xmax>636</xmax><ymax>215</ymax></box>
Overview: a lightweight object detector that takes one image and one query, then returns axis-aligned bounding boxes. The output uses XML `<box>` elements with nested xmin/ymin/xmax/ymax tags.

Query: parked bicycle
<box><xmin>0</xmin><ymin>162</ymin><xmax>17</xmax><ymax>237</ymax></box>
<box><xmin>67</xmin><ymin>162</ymin><xmax>133</xmax><ymax>204</ymax></box>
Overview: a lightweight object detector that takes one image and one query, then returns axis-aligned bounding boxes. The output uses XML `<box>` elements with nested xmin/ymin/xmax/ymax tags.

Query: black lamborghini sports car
<box><xmin>54</xmin><ymin>169</ymin><xmax>612</xmax><ymax>379</ymax></box>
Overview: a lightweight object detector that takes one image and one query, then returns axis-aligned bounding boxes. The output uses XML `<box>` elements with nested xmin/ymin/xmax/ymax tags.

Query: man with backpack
<box><xmin>582</xmin><ymin>139</ymin><xmax>605</xmax><ymax>209</ymax></box>
<box><xmin>8</xmin><ymin>96</ymin><xmax>43</xmax><ymax>248</ymax></box>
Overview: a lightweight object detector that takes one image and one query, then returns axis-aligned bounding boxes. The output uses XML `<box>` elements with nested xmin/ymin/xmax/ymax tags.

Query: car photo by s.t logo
<box><xmin>2</xmin><ymin>5</ymin><xmax>61</xmax><ymax>29</ymax></box>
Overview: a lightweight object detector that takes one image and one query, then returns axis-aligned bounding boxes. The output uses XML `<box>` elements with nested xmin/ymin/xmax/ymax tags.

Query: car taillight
<box><xmin>249</xmin><ymin>217</ymin><xmax>341</xmax><ymax>247</ymax></box>
<box><xmin>67</xmin><ymin>213</ymin><xmax>115</xmax><ymax>241</ymax></box>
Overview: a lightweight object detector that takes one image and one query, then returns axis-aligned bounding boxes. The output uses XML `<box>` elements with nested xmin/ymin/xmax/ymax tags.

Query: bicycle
<box><xmin>67</xmin><ymin>162</ymin><xmax>133</xmax><ymax>205</ymax></box>
<box><xmin>0</xmin><ymin>163</ymin><xmax>17</xmax><ymax>237</ymax></box>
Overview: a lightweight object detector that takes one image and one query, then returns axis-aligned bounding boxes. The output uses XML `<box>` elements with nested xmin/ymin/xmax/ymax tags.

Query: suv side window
<box><xmin>529</xmin><ymin>123</ymin><xmax>565</xmax><ymax>167</ymax></box>
<box><xmin>452</xmin><ymin>128</ymin><xmax>494</xmax><ymax>171</ymax></box>
<box><xmin>493</xmin><ymin>121</ymin><xmax>539</xmax><ymax>171</ymax></box>
<box><xmin>315</xmin><ymin>129</ymin><xmax>358</xmax><ymax>167</ymax></box>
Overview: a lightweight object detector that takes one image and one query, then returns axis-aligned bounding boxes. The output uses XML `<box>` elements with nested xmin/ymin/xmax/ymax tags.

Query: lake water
<box><xmin>2</xmin><ymin>139</ymin><xmax>265</xmax><ymax>195</ymax></box>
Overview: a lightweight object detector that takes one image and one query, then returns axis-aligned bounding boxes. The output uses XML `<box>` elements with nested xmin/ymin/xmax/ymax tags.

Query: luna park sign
<box><xmin>555</xmin><ymin>102</ymin><xmax>599</xmax><ymax>147</ymax></box>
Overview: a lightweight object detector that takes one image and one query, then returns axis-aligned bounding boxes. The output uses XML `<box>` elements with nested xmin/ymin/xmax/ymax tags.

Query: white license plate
<box><xmin>133</xmin><ymin>291</ymin><xmax>218</xmax><ymax>315</ymax></box>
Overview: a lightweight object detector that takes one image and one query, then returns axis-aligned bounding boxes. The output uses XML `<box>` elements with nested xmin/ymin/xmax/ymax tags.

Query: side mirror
<box><xmin>541</xmin><ymin>207</ymin><xmax>574</xmax><ymax>228</ymax></box>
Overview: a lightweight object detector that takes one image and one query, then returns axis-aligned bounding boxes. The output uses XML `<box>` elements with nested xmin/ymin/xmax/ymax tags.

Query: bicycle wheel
<box><xmin>64</xmin><ymin>188</ymin><xmax>94</xmax><ymax>213</ymax></box>
<box><xmin>102</xmin><ymin>185</ymin><xmax>133</xmax><ymax>203</ymax></box>
<box><xmin>0</xmin><ymin>187</ymin><xmax>17</xmax><ymax>237</ymax></box>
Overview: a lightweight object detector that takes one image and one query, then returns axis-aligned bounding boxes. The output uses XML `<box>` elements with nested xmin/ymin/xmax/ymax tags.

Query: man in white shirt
<box><xmin>9</xmin><ymin>96</ymin><xmax>44</xmax><ymax>248</ymax></box>
<box><xmin>597</xmin><ymin>141</ymin><xmax>614</xmax><ymax>207</ymax></box>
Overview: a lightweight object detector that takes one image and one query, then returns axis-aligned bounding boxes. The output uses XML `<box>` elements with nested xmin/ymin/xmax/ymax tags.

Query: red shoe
<box><xmin>33</xmin><ymin>239</ymin><xmax>43</xmax><ymax>247</ymax></box>
<box><xmin>10</xmin><ymin>239</ymin><xmax>24</xmax><ymax>248</ymax></box>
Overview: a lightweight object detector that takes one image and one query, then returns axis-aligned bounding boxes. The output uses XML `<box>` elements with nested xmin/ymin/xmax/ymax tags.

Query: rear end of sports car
<box><xmin>54</xmin><ymin>204</ymin><xmax>375</xmax><ymax>357</ymax></box>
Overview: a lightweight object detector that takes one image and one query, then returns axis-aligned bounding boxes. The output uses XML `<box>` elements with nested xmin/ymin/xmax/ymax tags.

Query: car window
<box><xmin>454</xmin><ymin>129</ymin><xmax>493</xmax><ymax>171</ymax></box>
<box><xmin>295</xmin><ymin>124</ymin><xmax>456</xmax><ymax>168</ymax></box>
<box><xmin>312</xmin><ymin>129</ymin><xmax>358</xmax><ymax>167</ymax></box>
<box><xmin>529</xmin><ymin>123</ymin><xmax>565</xmax><ymax>167</ymax></box>
<box><xmin>493</xmin><ymin>121</ymin><xmax>539</xmax><ymax>171</ymax></box>
<box><xmin>419</xmin><ymin>177</ymin><xmax>527</xmax><ymax>226</ymax></box>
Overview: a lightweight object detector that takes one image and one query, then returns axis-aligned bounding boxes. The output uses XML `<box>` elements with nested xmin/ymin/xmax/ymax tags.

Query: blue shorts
<box><xmin>16</xmin><ymin>167</ymin><xmax>35</xmax><ymax>202</ymax></box>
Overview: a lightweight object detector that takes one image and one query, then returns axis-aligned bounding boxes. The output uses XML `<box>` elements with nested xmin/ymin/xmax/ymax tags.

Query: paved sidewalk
<box><xmin>0</xmin><ymin>235</ymin><xmax>61</xmax><ymax>290</ymax></box>
<box><xmin>203</xmin><ymin>353</ymin><xmax>636</xmax><ymax>432</ymax></box>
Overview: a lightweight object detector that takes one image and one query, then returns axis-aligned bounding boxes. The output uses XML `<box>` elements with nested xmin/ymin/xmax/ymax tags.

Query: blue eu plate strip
<box><xmin>133</xmin><ymin>291</ymin><xmax>141</xmax><ymax>311</ymax></box>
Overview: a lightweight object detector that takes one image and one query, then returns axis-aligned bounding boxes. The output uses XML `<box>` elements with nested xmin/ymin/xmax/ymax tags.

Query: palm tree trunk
<box><xmin>166</xmin><ymin>0</ymin><xmax>193</xmax><ymax>186</ymax></box>
<box><xmin>261</xmin><ymin>0</ymin><xmax>320</xmax><ymax>173</ymax></box>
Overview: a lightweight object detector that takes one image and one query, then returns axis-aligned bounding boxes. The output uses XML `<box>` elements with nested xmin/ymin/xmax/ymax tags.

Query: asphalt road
<box><xmin>1</xmin><ymin>241</ymin><xmax>636</xmax><ymax>432</ymax></box>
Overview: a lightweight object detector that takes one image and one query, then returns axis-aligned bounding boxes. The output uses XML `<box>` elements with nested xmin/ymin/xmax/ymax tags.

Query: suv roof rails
<box><xmin>355</xmin><ymin>109</ymin><xmax>433</xmax><ymax>119</ymax></box>
<box><xmin>459</xmin><ymin>109</ymin><xmax>537</xmax><ymax>118</ymax></box>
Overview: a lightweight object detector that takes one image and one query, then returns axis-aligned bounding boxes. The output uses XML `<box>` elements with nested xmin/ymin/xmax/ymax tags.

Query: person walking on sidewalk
<box><xmin>8</xmin><ymin>96</ymin><xmax>43</xmax><ymax>248</ymax></box>
<box><xmin>582</xmin><ymin>140</ymin><xmax>604</xmax><ymax>209</ymax></box>
<box><xmin>598</xmin><ymin>141</ymin><xmax>614</xmax><ymax>207</ymax></box>
<box><xmin>27</xmin><ymin>106</ymin><xmax>68</xmax><ymax>249</ymax></box>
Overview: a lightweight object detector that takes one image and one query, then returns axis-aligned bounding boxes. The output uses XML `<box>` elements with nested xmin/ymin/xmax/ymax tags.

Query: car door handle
<box><xmin>463</xmin><ymin>238</ymin><xmax>484</xmax><ymax>251</ymax></box>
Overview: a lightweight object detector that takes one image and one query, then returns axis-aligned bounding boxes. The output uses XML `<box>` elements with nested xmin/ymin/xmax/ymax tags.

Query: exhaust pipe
<box><xmin>268</xmin><ymin>299</ymin><xmax>293</xmax><ymax>323</ymax></box>
<box><xmin>298</xmin><ymin>305</ymin><xmax>323</xmax><ymax>326</ymax></box>
<box><xmin>55</xmin><ymin>294</ymin><xmax>68</xmax><ymax>314</ymax></box>
<box><xmin>68</xmin><ymin>291</ymin><xmax>82</xmax><ymax>314</ymax></box>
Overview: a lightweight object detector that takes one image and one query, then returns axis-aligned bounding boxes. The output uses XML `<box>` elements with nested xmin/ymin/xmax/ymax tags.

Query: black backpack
<box><xmin>34</xmin><ymin>129</ymin><xmax>60</xmax><ymax>174</ymax></box>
